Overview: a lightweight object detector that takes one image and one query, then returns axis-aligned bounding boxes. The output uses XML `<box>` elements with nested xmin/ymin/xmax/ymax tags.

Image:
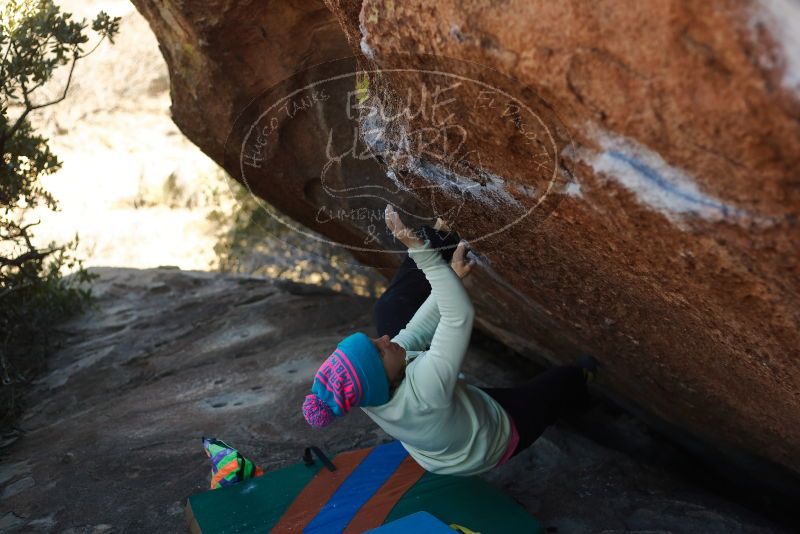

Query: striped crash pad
<box><xmin>185</xmin><ymin>441</ymin><xmax>543</xmax><ymax>533</ymax></box>
<box><xmin>367</xmin><ymin>511</ymin><xmax>454</xmax><ymax>532</ymax></box>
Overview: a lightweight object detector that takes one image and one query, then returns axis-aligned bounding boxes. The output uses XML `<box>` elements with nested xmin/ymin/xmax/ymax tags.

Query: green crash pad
<box><xmin>186</xmin><ymin>441</ymin><xmax>542</xmax><ymax>533</ymax></box>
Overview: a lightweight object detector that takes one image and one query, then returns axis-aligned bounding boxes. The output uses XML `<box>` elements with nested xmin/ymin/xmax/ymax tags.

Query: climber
<box><xmin>301</xmin><ymin>204</ymin><xmax>596</xmax><ymax>476</ymax></box>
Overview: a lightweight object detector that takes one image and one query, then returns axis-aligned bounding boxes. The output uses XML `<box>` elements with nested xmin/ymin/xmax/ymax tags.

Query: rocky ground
<box><xmin>0</xmin><ymin>268</ymin><xmax>791</xmax><ymax>533</ymax></box>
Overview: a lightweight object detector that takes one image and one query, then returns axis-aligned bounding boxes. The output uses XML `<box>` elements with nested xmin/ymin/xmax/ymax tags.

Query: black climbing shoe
<box><xmin>575</xmin><ymin>354</ymin><xmax>599</xmax><ymax>383</ymax></box>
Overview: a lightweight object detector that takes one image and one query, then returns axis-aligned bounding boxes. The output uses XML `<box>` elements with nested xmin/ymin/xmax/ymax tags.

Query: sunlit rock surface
<box><xmin>130</xmin><ymin>0</ymin><xmax>800</xmax><ymax>479</ymax></box>
<box><xmin>0</xmin><ymin>268</ymin><xmax>788</xmax><ymax>532</ymax></box>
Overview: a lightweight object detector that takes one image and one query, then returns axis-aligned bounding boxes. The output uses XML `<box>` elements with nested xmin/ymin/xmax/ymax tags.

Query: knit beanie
<box><xmin>303</xmin><ymin>332</ymin><xmax>389</xmax><ymax>428</ymax></box>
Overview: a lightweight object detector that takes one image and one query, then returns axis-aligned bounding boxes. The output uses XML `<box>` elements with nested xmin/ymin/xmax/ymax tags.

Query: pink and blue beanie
<box><xmin>303</xmin><ymin>332</ymin><xmax>389</xmax><ymax>428</ymax></box>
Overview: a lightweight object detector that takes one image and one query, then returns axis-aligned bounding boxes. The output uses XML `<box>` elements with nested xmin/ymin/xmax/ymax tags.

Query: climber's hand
<box><xmin>451</xmin><ymin>240</ymin><xmax>476</xmax><ymax>279</ymax></box>
<box><xmin>385</xmin><ymin>204</ymin><xmax>423</xmax><ymax>248</ymax></box>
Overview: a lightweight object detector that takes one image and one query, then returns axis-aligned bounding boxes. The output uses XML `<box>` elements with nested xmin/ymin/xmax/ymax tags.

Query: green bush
<box><xmin>0</xmin><ymin>0</ymin><xmax>119</xmax><ymax>428</ymax></box>
<box><xmin>208</xmin><ymin>172</ymin><xmax>386</xmax><ymax>297</ymax></box>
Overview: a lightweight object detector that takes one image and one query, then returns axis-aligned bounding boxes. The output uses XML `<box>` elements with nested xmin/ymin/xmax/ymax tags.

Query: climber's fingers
<box><xmin>384</xmin><ymin>205</ymin><xmax>403</xmax><ymax>236</ymax></box>
<box><xmin>385</xmin><ymin>204</ymin><xmax>421</xmax><ymax>247</ymax></box>
<box><xmin>451</xmin><ymin>240</ymin><xmax>476</xmax><ymax>279</ymax></box>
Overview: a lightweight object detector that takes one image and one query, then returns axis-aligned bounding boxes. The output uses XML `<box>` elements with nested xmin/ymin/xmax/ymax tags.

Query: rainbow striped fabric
<box><xmin>203</xmin><ymin>437</ymin><xmax>265</xmax><ymax>490</ymax></box>
<box><xmin>187</xmin><ymin>441</ymin><xmax>542</xmax><ymax>533</ymax></box>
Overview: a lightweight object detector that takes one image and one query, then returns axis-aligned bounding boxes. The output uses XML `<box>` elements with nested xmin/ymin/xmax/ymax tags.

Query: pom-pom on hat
<box><xmin>303</xmin><ymin>332</ymin><xmax>389</xmax><ymax>428</ymax></box>
<box><xmin>303</xmin><ymin>394</ymin><xmax>334</xmax><ymax>428</ymax></box>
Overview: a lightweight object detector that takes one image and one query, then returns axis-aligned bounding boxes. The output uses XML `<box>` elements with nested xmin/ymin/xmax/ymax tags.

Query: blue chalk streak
<box><xmin>608</xmin><ymin>150</ymin><xmax>732</xmax><ymax>216</ymax></box>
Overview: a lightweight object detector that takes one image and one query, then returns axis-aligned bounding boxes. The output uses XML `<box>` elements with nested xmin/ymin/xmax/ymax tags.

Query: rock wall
<box><xmin>131</xmin><ymin>0</ymin><xmax>800</xmax><ymax>476</ymax></box>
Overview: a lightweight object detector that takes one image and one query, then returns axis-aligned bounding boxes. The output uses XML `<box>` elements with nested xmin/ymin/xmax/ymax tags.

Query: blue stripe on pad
<box><xmin>304</xmin><ymin>441</ymin><xmax>409</xmax><ymax>533</ymax></box>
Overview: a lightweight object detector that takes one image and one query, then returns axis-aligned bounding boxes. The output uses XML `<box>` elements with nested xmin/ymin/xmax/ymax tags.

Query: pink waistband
<box><xmin>495</xmin><ymin>415</ymin><xmax>520</xmax><ymax>467</ymax></box>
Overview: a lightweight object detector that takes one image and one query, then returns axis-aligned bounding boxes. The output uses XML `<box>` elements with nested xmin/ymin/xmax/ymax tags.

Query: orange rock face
<box><xmin>132</xmin><ymin>0</ymin><xmax>800</xmax><ymax>476</ymax></box>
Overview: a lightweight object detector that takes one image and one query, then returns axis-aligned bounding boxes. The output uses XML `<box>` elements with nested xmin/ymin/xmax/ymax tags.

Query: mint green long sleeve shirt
<box><xmin>362</xmin><ymin>242</ymin><xmax>511</xmax><ymax>475</ymax></box>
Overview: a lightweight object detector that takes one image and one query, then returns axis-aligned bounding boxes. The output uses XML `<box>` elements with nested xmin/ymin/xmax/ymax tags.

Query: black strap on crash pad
<box><xmin>303</xmin><ymin>446</ymin><xmax>336</xmax><ymax>472</ymax></box>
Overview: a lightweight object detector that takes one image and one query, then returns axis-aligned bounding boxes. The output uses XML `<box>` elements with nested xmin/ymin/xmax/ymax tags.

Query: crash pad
<box><xmin>366</xmin><ymin>511</ymin><xmax>452</xmax><ymax>533</ymax></box>
<box><xmin>185</xmin><ymin>441</ymin><xmax>542</xmax><ymax>533</ymax></box>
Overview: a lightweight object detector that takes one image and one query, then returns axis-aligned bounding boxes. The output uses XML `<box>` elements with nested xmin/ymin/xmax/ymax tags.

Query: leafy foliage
<box><xmin>0</xmin><ymin>1</ymin><xmax>119</xmax><ymax>428</ymax></box>
<box><xmin>208</xmin><ymin>174</ymin><xmax>385</xmax><ymax>298</ymax></box>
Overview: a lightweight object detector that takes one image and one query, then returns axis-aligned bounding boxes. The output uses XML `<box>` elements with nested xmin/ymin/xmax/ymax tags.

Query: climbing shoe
<box><xmin>575</xmin><ymin>354</ymin><xmax>599</xmax><ymax>383</ymax></box>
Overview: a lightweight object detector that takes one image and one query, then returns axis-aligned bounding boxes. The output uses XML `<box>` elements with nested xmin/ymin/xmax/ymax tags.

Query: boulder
<box><xmin>130</xmin><ymin>0</ymin><xmax>800</xmax><ymax>477</ymax></box>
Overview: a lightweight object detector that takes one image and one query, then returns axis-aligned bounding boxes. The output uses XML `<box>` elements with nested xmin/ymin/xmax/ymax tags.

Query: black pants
<box><xmin>374</xmin><ymin>226</ymin><xmax>459</xmax><ymax>338</ymax></box>
<box><xmin>482</xmin><ymin>367</ymin><xmax>586</xmax><ymax>457</ymax></box>
<box><xmin>373</xmin><ymin>226</ymin><xmax>587</xmax><ymax>458</ymax></box>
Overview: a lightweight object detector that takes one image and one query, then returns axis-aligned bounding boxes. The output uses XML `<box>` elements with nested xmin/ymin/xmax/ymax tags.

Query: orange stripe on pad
<box><xmin>210</xmin><ymin>460</ymin><xmax>240</xmax><ymax>488</ymax></box>
<box><xmin>270</xmin><ymin>447</ymin><xmax>373</xmax><ymax>533</ymax></box>
<box><xmin>343</xmin><ymin>455</ymin><xmax>425</xmax><ymax>533</ymax></box>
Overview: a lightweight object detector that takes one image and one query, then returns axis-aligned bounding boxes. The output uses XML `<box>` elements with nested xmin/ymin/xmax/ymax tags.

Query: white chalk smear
<box><xmin>566</xmin><ymin>127</ymin><xmax>743</xmax><ymax>224</ymax></box>
<box><xmin>750</xmin><ymin>0</ymin><xmax>800</xmax><ymax>95</ymax></box>
<box><xmin>412</xmin><ymin>159</ymin><xmax>522</xmax><ymax>209</ymax></box>
<box><xmin>359</xmin><ymin>21</ymin><xmax>376</xmax><ymax>60</ymax></box>
<box><xmin>360</xmin><ymin>106</ymin><xmax>522</xmax><ymax>209</ymax></box>
<box><xmin>513</xmin><ymin>183</ymin><xmax>539</xmax><ymax>198</ymax></box>
<box><xmin>564</xmin><ymin>181</ymin><xmax>583</xmax><ymax>198</ymax></box>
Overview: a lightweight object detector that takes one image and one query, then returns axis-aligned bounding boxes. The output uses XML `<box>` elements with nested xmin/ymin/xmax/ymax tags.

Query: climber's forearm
<box><xmin>393</xmin><ymin>293</ymin><xmax>440</xmax><ymax>351</ymax></box>
<box><xmin>408</xmin><ymin>242</ymin><xmax>474</xmax><ymax>330</ymax></box>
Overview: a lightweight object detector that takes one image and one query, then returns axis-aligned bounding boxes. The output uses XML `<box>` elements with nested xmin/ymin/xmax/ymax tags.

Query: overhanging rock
<box><xmin>131</xmin><ymin>0</ymin><xmax>800</xmax><ymax>478</ymax></box>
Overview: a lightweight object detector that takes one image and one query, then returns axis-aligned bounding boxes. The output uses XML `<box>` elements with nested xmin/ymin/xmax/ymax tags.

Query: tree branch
<box><xmin>28</xmin><ymin>53</ymin><xmax>78</xmax><ymax>112</ymax></box>
<box><xmin>0</xmin><ymin>38</ymin><xmax>13</xmax><ymax>83</ymax></box>
<box><xmin>0</xmin><ymin>247</ymin><xmax>59</xmax><ymax>268</ymax></box>
<box><xmin>2</xmin><ymin>40</ymin><xmax>80</xmax><ymax>145</ymax></box>
<box><xmin>17</xmin><ymin>220</ymin><xmax>39</xmax><ymax>250</ymax></box>
<box><xmin>77</xmin><ymin>33</ymin><xmax>108</xmax><ymax>60</ymax></box>
<box><xmin>0</xmin><ymin>220</ymin><xmax>41</xmax><ymax>246</ymax></box>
